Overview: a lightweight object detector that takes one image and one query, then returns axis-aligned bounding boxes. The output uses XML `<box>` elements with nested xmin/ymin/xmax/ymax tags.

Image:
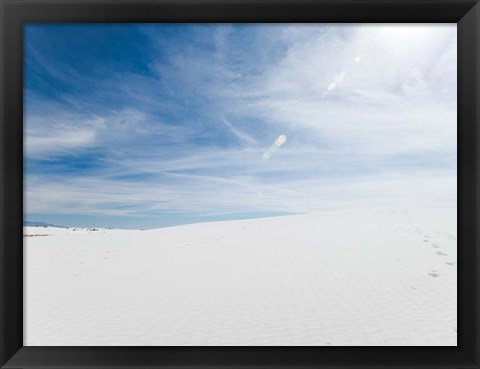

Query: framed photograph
<box><xmin>1</xmin><ymin>0</ymin><xmax>479</xmax><ymax>368</ymax></box>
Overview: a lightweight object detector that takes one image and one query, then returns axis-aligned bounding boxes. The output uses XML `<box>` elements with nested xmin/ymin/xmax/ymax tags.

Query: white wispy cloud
<box><xmin>234</xmin><ymin>24</ymin><xmax>457</xmax><ymax>156</ymax></box>
<box><xmin>221</xmin><ymin>118</ymin><xmax>257</xmax><ymax>146</ymax></box>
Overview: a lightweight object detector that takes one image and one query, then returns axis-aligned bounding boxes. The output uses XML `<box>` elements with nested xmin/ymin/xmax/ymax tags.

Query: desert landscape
<box><xmin>24</xmin><ymin>207</ymin><xmax>457</xmax><ymax>346</ymax></box>
<box><xmin>23</xmin><ymin>24</ymin><xmax>457</xmax><ymax>346</ymax></box>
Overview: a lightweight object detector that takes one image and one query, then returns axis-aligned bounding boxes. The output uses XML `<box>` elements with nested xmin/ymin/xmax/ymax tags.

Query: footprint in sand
<box><xmin>432</xmin><ymin>243</ymin><xmax>440</xmax><ymax>249</ymax></box>
<box><xmin>428</xmin><ymin>270</ymin><xmax>440</xmax><ymax>277</ymax></box>
<box><xmin>446</xmin><ymin>262</ymin><xmax>456</xmax><ymax>266</ymax></box>
<box><xmin>436</xmin><ymin>251</ymin><xmax>448</xmax><ymax>256</ymax></box>
<box><xmin>444</xmin><ymin>233</ymin><xmax>457</xmax><ymax>241</ymax></box>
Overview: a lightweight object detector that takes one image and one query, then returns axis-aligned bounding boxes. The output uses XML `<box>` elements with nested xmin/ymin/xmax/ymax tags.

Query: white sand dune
<box><xmin>24</xmin><ymin>208</ymin><xmax>456</xmax><ymax>346</ymax></box>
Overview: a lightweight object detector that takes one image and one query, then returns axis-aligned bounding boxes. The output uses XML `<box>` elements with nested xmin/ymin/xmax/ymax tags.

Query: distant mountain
<box><xmin>24</xmin><ymin>221</ymin><xmax>63</xmax><ymax>228</ymax></box>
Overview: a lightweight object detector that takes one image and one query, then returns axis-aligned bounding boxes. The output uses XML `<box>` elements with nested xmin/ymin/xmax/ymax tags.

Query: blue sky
<box><xmin>24</xmin><ymin>24</ymin><xmax>457</xmax><ymax>229</ymax></box>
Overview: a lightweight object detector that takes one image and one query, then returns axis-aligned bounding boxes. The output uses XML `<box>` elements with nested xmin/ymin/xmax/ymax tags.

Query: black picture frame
<box><xmin>1</xmin><ymin>0</ymin><xmax>478</xmax><ymax>368</ymax></box>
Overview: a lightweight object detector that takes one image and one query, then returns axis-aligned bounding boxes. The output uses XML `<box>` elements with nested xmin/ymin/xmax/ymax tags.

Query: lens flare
<box><xmin>276</xmin><ymin>134</ymin><xmax>287</xmax><ymax>145</ymax></box>
<box><xmin>327</xmin><ymin>82</ymin><xmax>336</xmax><ymax>91</ymax></box>
<box><xmin>263</xmin><ymin>134</ymin><xmax>287</xmax><ymax>160</ymax></box>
